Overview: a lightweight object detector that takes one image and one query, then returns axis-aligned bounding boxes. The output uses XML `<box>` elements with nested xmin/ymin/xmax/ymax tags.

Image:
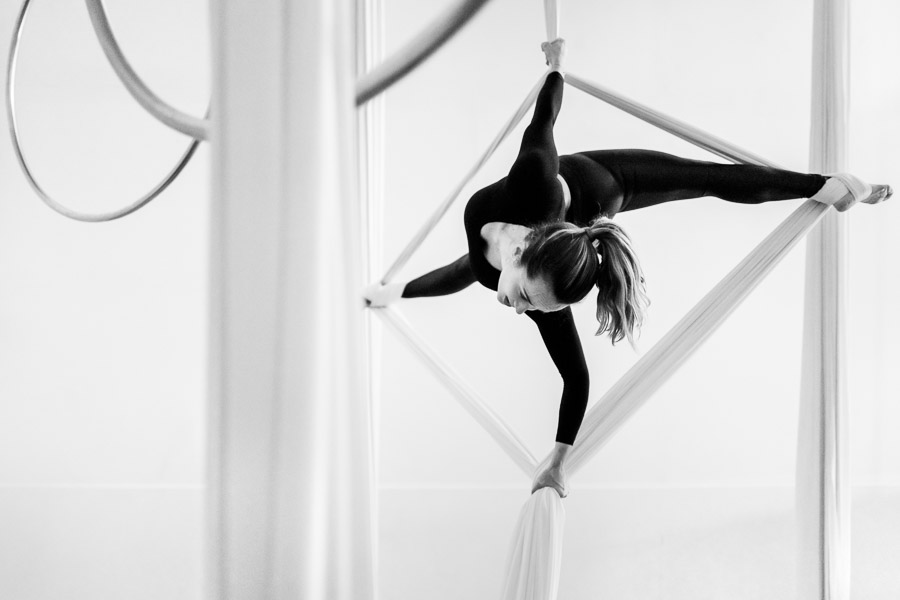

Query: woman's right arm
<box><xmin>365</xmin><ymin>254</ymin><xmax>475</xmax><ymax>307</ymax></box>
<box><xmin>402</xmin><ymin>253</ymin><xmax>476</xmax><ymax>298</ymax></box>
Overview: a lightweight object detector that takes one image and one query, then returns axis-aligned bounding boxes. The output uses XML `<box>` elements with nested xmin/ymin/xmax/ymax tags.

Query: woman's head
<box><xmin>516</xmin><ymin>217</ymin><xmax>650</xmax><ymax>345</ymax></box>
<box><xmin>495</xmin><ymin>245</ymin><xmax>567</xmax><ymax>315</ymax></box>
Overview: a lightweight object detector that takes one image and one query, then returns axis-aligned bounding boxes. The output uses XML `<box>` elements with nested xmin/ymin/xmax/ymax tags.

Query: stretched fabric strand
<box><xmin>797</xmin><ymin>0</ymin><xmax>852</xmax><ymax>597</ymax></box>
<box><xmin>567</xmin><ymin>199</ymin><xmax>830</xmax><ymax>474</ymax></box>
<box><xmin>381</xmin><ymin>72</ymin><xmax>549</xmax><ymax>284</ymax></box>
<box><xmin>356</xmin><ymin>0</ymin><xmax>493</xmax><ymax>106</ymax></box>
<box><xmin>543</xmin><ymin>0</ymin><xmax>560</xmax><ymax>41</ymax></box>
<box><xmin>84</xmin><ymin>0</ymin><xmax>210</xmax><ymax>140</ymax></box>
<box><xmin>566</xmin><ymin>72</ymin><xmax>777</xmax><ymax>168</ymax></box>
<box><xmin>375</xmin><ymin>307</ymin><xmax>538</xmax><ymax>475</ymax></box>
<box><xmin>356</xmin><ymin>0</ymin><xmax>386</xmax><ymax>595</ymax></box>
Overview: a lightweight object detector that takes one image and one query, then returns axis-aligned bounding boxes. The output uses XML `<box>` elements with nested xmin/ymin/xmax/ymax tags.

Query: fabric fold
<box><xmin>499</xmin><ymin>488</ymin><xmax>566</xmax><ymax>600</ymax></box>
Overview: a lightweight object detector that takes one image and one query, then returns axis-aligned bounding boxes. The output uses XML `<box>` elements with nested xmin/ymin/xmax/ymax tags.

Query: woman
<box><xmin>365</xmin><ymin>39</ymin><xmax>891</xmax><ymax>498</ymax></box>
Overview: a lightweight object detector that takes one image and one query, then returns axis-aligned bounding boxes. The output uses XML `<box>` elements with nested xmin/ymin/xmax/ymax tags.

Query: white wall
<box><xmin>0</xmin><ymin>1</ymin><xmax>208</xmax><ymax>598</ymax></box>
<box><xmin>0</xmin><ymin>0</ymin><xmax>897</xmax><ymax>599</ymax></box>
<box><xmin>374</xmin><ymin>0</ymin><xmax>900</xmax><ymax>598</ymax></box>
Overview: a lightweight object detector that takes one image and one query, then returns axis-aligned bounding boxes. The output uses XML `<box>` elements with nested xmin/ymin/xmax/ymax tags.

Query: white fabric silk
<box><xmin>810</xmin><ymin>176</ymin><xmax>849</xmax><ymax>205</ymax></box>
<box><xmin>543</xmin><ymin>0</ymin><xmax>560</xmax><ymax>41</ymax></box>
<box><xmin>566</xmin><ymin>72</ymin><xmax>777</xmax><ymax>168</ymax></box>
<box><xmin>364</xmin><ymin>281</ymin><xmax>406</xmax><ymax>307</ymax></box>
<box><xmin>797</xmin><ymin>0</ymin><xmax>852</xmax><ymax>598</ymax></box>
<box><xmin>499</xmin><ymin>489</ymin><xmax>566</xmax><ymax>600</ymax></box>
<box><xmin>376</xmin><ymin>307</ymin><xmax>539</xmax><ymax>475</ymax></box>
<box><xmin>357</xmin><ymin>0</ymin><xmax>386</xmax><ymax>593</ymax></box>
<box><xmin>209</xmin><ymin>1</ymin><xmax>374</xmax><ymax>599</ymax></box>
<box><xmin>828</xmin><ymin>172</ymin><xmax>871</xmax><ymax>211</ymax></box>
<box><xmin>567</xmin><ymin>199</ymin><xmax>829</xmax><ymax>474</ymax></box>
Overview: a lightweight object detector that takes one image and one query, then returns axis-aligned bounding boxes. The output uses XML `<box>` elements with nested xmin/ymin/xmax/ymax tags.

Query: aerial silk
<box><xmin>568</xmin><ymin>199</ymin><xmax>829</xmax><ymax>473</ymax></box>
<box><xmin>371</xmin><ymin>64</ymin><xmax>838</xmax><ymax>599</ymax></box>
<box><xmin>360</xmin><ymin>0</ymin><xmax>855</xmax><ymax>597</ymax></box>
<box><xmin>797</xmin><ymin>0</ymin><xmax>851</xmax><ymax>598</ymax></box>
<box><xmin>209</xmin><ymin>1</ymin><xmax>374</xmax><ymax>599</ymax></box>
<box><xmin>500</xmin><ymin>489</ymin><xmax>566</xmax><ymax>600</ymax></box>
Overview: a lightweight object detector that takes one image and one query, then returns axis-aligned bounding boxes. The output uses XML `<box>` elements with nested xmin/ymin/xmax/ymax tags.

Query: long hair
<box><xmin>520</xmin><ymin>216</ymin><xmax>649</xmax><ymax>346</ymax></box>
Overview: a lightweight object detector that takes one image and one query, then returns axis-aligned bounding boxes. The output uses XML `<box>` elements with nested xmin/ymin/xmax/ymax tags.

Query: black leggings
<box><xmin>565</xmin><ymin>149</ymin><xmax>827</xmax><ymax>214</ymax></box>
<box><xmin>404</xmin><ymin>150</ymin><xmax>828</xmax><ymax>299</ymax></box>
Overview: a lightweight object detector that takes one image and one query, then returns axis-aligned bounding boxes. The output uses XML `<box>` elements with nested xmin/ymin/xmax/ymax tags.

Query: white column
<box><xmin>797</xmin><ymin>0</ymin><xmax>852</xmax><ymax>598</ymax></box>
<box><xmin>207</xmin><ymin>1</ymin><xmax>374</xmax><ymax>599</ymax></box>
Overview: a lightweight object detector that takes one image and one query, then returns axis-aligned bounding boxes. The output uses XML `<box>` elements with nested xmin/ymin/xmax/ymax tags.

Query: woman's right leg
<box><xmin>579</xmin><ymin>149</ymin><xmax>827</xmax><ymax>212</ymax></box>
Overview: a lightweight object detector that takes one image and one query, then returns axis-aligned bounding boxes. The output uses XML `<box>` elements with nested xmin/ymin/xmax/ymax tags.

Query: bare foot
<box><xmin>825</xmin><ymin>173</ymin><xmax>893</xmax><ymax>212</ymax></box>
<box><xmin>864</xmin><ymin>184</ymin><xmax>892</xmax><ymax>205</ymax></box>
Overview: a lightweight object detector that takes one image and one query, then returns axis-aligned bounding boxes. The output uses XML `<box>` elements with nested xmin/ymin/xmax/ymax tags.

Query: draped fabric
<box><xmin>500</xmin><ymin>489</ymin><xmax>566</xmax><ymax>600</ymax></box>
<box><xmin>209</xmin><ymin>0</ymin><xmax>374</xmax><ymax>598</ymax></box>
<box><xmin>797</xmin><ymin>0</ymin><xmax>852</xmax><ymax>598</ymax></box>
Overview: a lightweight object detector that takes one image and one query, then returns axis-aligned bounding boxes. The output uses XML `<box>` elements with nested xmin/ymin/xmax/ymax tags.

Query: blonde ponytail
<box><xmin>520</xmin><ymin>216</ymin><xmax>649</xmax><ymax>346</ymax></box>
<box><xmin>586</xmin><ymin>217</ymin><xmax>649</xmax><ymax>346</ymax></box>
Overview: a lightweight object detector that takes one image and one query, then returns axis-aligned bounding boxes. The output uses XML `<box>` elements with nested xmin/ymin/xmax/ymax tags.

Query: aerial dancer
<box><xmin>365</xmin><ymin>39</ymin><xmax>891</xmax><ymax>498</ymax></box>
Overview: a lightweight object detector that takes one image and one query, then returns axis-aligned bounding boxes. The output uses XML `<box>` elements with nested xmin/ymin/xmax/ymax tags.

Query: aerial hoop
<box><xmin>84</xmin><ymin>0</ymin><xmax>210</xmax><ymax>141</ymax></box>
<box><xmin>6</xmin><ymin>0</ymin><xmax>205</xmax><ymax>222</ymax></box>
<box><xmin>356</xmin><ymin>0</ymin><xmax>493</xmax><ymax>106</ymax></box>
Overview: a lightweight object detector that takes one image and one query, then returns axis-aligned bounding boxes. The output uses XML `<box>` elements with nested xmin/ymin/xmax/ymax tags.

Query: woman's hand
<box><xmin>532</xmin><ymin>463</ymin><xmax>567</xmax><ymax>498</ymax></box>
<box><xmin>541</xmin><ymin>38</ymin><xmax>566</xmax><ymax>71</ymax></box>
<box><xmin>531</xmin><ymin>442</ymin><xmax>571</xmax><ymax>498</ymax></box>
<box><xmin>363</xmin><ymin>281</ymin><xmax>406</xmax><ymax>307</ymax></box>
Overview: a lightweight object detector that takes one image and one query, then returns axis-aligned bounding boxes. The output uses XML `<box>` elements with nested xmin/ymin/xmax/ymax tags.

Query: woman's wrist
<box><xmin>363</xmin><ymin>281</ymin><xmax>406</xmax><ymax>307</ymax></box>
<box><xmin>550</xmin><ymin>441</ymin><xmax>572</xmax><ymax>466</ymax></box>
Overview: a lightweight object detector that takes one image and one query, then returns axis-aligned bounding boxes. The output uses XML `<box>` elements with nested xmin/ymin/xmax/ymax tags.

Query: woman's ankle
<box><xmin>810</xmin><ymin>176</ymin><xmax>848</xmax><ymax>206</ymax></box>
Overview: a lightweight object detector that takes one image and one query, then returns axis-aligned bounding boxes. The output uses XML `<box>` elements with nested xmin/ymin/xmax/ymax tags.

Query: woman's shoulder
<box><xmin>464</xmin><ymin>179</ymin><xmax>506</xmax><ymax>226</ymax></box>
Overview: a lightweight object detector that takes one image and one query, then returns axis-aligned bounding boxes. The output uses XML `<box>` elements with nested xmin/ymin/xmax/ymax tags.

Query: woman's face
<box><xmin>496</xmin><ymin>257</ymin><xmax>567</xmax><ymax>314</ymax></box>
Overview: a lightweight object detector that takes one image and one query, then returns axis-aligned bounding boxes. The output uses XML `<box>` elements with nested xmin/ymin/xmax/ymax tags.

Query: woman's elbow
<box><xmin>562</xmin><ymin>365</ymin><xmax>589</xmax><ymax>389</ymax></box>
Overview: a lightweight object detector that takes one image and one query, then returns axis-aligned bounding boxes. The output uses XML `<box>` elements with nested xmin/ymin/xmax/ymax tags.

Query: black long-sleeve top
<box><xmin>405</xmin><ymin>72</ymin><xmax>619</xmax><ymax>445</ymax></box>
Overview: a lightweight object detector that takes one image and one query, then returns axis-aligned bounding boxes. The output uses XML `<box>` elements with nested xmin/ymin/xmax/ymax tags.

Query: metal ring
<box><xmin>6</xmin><ymin>0</ymin><xmax>205</xmax><ymax>222</ymax></box>
<box><xmin>85</xmin><ymin>0</ymin><xmax>210</xmax><ymax>141</ymax></box>
<box><xmin>355</xmin><ymin>0</ymin><xmax>493</xmax><ymax>106</ymax></box>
